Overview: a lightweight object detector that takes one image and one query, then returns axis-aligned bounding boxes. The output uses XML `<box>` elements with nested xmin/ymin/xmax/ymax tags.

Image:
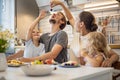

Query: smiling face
<box><xmin>32</xmin><ymin>28</ymin><xmax>41</xmax><ymax>40</ymax></box>
<box><xmin>49</xmin><ymin>12</ymin><xmax>66</xmax><ymax>30</ymax></box>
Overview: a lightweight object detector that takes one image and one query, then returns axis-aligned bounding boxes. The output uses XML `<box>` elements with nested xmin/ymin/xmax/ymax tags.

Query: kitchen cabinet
<box><xmin>36</xmin><ymin>0</ymin><xmax>64</xmax><ymax>7</ymax></box>
<box><xmin>72</xmin><ymin>0</ymin><xmax>90</xmax><ymax>5</ymax></box>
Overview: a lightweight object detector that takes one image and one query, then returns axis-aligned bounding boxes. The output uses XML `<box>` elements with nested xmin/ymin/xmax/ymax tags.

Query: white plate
<box><xmin>21</xmin><ymin>65</ymin><xmax>54</xmax><ymax>76</ymax></box>
<box><xmin>8</xmin><ymin>64</ymin><xmax>20</xmax><ymax>67</ymax></box>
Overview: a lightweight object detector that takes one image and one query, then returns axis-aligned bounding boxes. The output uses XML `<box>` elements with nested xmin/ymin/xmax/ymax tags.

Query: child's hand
<box><xmin>39</xmin><ymin>10</ymin><xmax>46</xmax><ymax>19</ymax></box>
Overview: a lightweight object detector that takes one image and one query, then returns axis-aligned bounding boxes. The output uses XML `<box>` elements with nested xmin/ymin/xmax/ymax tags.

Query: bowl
<box><xmin>21</xmin><ymin>64</ymin><xmax>55</xmax><ymax>76</ymax></box>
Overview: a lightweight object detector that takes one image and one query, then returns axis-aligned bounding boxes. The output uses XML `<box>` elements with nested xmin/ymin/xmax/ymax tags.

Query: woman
<box><xmin>50</xmin><ymin>0</ymin><xmax>119</xmax><ymax>67</ymax></box>
<box><xmin>7</xmin><ymin>10</ymin><xmax>46</xmax><ymax>60</ymax></box>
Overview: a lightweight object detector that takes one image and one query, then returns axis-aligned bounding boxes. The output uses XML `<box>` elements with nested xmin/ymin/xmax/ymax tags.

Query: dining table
<box><xmin>0</xmin><ymin>65</ymin><xmax>113</xmax><ymax>80</ymax></box>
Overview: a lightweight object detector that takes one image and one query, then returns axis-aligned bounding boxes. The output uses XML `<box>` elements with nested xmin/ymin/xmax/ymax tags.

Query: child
<box><xmin>7</xmin><ymin>10</ymin><xmax>46</xmax><ymax>60</ymax></box>
<box><xmin>80</xmin><ymin>32</ymin><xmax>109</xmax><ymax>67</ymax></box>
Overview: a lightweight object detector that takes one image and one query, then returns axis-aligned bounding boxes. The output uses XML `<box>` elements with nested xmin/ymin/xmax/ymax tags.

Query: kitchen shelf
<box><xmin>109</xmin><ymin>44</ymin><xmax>120</xmax><ymax>49</ymax></box>
<box><xmin>95</xmin><ymin>10</ymin><xmax>120</xmax><ymax>49</ymax></box>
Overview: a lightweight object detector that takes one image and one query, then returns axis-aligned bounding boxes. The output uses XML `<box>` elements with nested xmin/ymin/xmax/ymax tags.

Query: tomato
<box><xmin>45</xmin><ymin>59</ymin><xmax>53</xmax><ymax>64</ymax></box>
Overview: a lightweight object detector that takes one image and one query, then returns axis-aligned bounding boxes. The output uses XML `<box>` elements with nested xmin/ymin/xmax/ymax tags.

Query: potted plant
<box><xmin>0</xmin><ymin>26</ymin><xmax>14</xmax><ymax>72</ymax></box>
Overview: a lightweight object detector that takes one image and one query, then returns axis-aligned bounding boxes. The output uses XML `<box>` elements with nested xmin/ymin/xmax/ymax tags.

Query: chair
<box><xmin>112</xmin><ymin>61</ymin><xmax>120</xmax><ymax>80</ymax></box>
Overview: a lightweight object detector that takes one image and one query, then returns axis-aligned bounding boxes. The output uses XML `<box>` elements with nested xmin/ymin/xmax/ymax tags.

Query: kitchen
<box><xmin>0</xmin><ymin>0</ymin><xmax>120</xmax><ymax>80</ymax></box>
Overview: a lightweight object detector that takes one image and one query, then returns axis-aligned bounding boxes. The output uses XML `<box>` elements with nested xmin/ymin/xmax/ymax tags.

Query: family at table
<box><xmin>7</xmin><ymin>0</ymin><xmax>119</xmax><ymax>67</ymax></box>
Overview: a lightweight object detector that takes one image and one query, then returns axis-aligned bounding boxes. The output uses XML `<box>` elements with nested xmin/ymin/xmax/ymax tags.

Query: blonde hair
<box><xmin>87</xmin><ymin>32</ymin><xmax>108</xmax><ymax>58</ymax></box>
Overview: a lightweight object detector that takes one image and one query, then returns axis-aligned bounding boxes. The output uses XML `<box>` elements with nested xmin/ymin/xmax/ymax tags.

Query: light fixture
<box><xmin>84</xmin><ymin>0</ymin><xmax>119</xmax><ymax>11</ymax></box>
<box><xmin>84</xmin><ymin>4</ymin><xmax>118</xmax><ymax>11</ymax></box>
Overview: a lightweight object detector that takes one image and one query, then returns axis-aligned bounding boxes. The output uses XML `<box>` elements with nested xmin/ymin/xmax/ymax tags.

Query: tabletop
<box><xmin>0</xmin><ymin>66</ymin><xmax>113</xmax><ymax>80</ymax></box>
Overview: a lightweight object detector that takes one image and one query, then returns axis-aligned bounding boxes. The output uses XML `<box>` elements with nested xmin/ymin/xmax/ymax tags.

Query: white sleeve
<box><xmin>23</xmin><ymin>40</ymin><xmax>32</xmax><ymax>58</ymax></box>
<box><xmin>25</xmin><ymin>39</ymin><xmax>32</xmax><ymax>47</ymax></box>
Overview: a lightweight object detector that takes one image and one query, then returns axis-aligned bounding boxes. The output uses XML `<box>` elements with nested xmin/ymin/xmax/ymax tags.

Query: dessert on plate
<box><xmin>61</xmin><ymin>61</ymin><xmax>80</xmax><ymax>67</ymax></box>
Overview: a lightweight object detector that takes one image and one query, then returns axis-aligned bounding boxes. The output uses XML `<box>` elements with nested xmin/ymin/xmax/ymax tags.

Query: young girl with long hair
<box><xmin>80</xmin><ymin>32</ymin><xmax>109</xmax><ymax>67</ymax></box>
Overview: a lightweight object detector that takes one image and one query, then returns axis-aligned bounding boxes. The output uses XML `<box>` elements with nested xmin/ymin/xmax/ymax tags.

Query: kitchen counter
<box><xmin>0</xmin><ymin>66</ymin><xmax>113</xmax><ymax>80</ymax></box>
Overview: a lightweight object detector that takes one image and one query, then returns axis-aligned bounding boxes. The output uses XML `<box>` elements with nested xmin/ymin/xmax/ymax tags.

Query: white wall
<box><xmin>16</xmin><ymin>0</ymin><xmax>39</xmax><ymax>39</ymax></box>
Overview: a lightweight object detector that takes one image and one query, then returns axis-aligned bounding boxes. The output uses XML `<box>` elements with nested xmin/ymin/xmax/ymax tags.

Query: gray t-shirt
<box><xmin>39</xmin><ymin>30</ymin><xmax>68</xmax><ymax>63</ymax></box>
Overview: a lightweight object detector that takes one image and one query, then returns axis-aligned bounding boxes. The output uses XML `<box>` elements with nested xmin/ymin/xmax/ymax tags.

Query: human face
<box><xmin>75</xmin><ymin>17</ymin><xmax>84</xmax><ymax>33</ymax></box>
<box><xmin>49</xmin><ymin>12</ymin><xmax>64</xmax><ymax>25</ymax></box>
<box><xmin>32</xmin><ymin>29</ymin><xmax>40</xmax><ymax>40</ymax></box>
<box><xmin>75</xmin><ymin>16</ymin><xmax>88</xmax><ymax>36</ymax></box>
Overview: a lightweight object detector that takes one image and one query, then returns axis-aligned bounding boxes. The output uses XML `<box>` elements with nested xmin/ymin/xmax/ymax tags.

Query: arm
<box><xmin>101</xmin><ymin>49</ymin><xmax>119</xmax><ymax>67</ymax></box>
<box><xmin>26</xmin><ymin>10</ymin><xmax>46</xmax><ymax>41</ymax></box>
<box><xmin>79</xmin><ymin>56</ymin><xmax>86</xmax><ymax>65</ymax></box>
<box><xmin>19</xmin><ymin>44</ymin><xmax>63</xmax><ymax>62</ymax></box>
<box><xmin>19</xmin><ymin>31</ymin><xmax>68</xmax><ymax>62</ymax></box>
<box><xmin>85</xmin><ymin>55</ymin><xmax>104</xmax><ymax>67</ymax></box>
<box><xmin>50</xmin><ymin>0</ymin><xmax>75</xmax><ymax>28</ymax></box>
<box><xmin>81</xmin><ymin>49</ymin><xmax>103</xmax><ymax>67</ymax></box>
<box><xmin>7</xmin><ymin>50</ymin><xmax>24</xmax><ymax>60</ymax></box>
<box><xmin>102</xmin><ymin>27</ymin><xmax>106</xmax><ymax>36</ymax></box>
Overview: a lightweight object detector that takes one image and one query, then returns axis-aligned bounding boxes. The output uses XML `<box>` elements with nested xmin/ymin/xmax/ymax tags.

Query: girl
<box><xmin>7</xmin><ymin>10</ymin><xmax>46</xmax><ymax>60</ymax></box>
<box><xmin>80</xmin><ymin>32</ymin><xmax>109</xmax><ymax>67</ymax></box>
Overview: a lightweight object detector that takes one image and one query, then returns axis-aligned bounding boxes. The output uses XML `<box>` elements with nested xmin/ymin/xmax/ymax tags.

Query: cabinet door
<box><xmin>72</xmin><ymin>0</ymin><xmax>90</xmax><ymax>5</ymax></box>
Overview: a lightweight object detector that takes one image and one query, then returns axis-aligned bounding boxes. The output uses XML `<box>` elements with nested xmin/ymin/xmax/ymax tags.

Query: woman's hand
<box><xmin>50</xmin><ymin>0</ymin><xmax>62</xmax><ymax>8</ymax></box>
<box><xmin>101</xmin><ymin>58</ymin><xmax>112</xmax><ymax>67</ymax></box>
<box><xmin>39</xmin><ymin>10</ymin><xmax>46</xmax><ymax>19</ymax></box>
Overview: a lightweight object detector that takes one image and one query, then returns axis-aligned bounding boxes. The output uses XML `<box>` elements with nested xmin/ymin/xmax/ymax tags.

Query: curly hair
<box><xmin>86</xmin><ymin>32</ymin><xmax>109</xmax><ymax>58</ymax></box>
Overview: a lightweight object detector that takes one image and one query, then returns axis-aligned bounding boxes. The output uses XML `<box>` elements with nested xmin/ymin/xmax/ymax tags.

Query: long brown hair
<box><xmin>79</xmin><ymin>11</ymin><xmax>98</xmax><ymax>32</ymax></box>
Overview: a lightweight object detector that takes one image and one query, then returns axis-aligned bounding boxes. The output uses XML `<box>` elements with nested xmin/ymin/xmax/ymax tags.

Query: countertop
<box><xmin>0</xmin><ymin>66</ymin><xmax>113</xmax><ymax>80</ymax></box>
